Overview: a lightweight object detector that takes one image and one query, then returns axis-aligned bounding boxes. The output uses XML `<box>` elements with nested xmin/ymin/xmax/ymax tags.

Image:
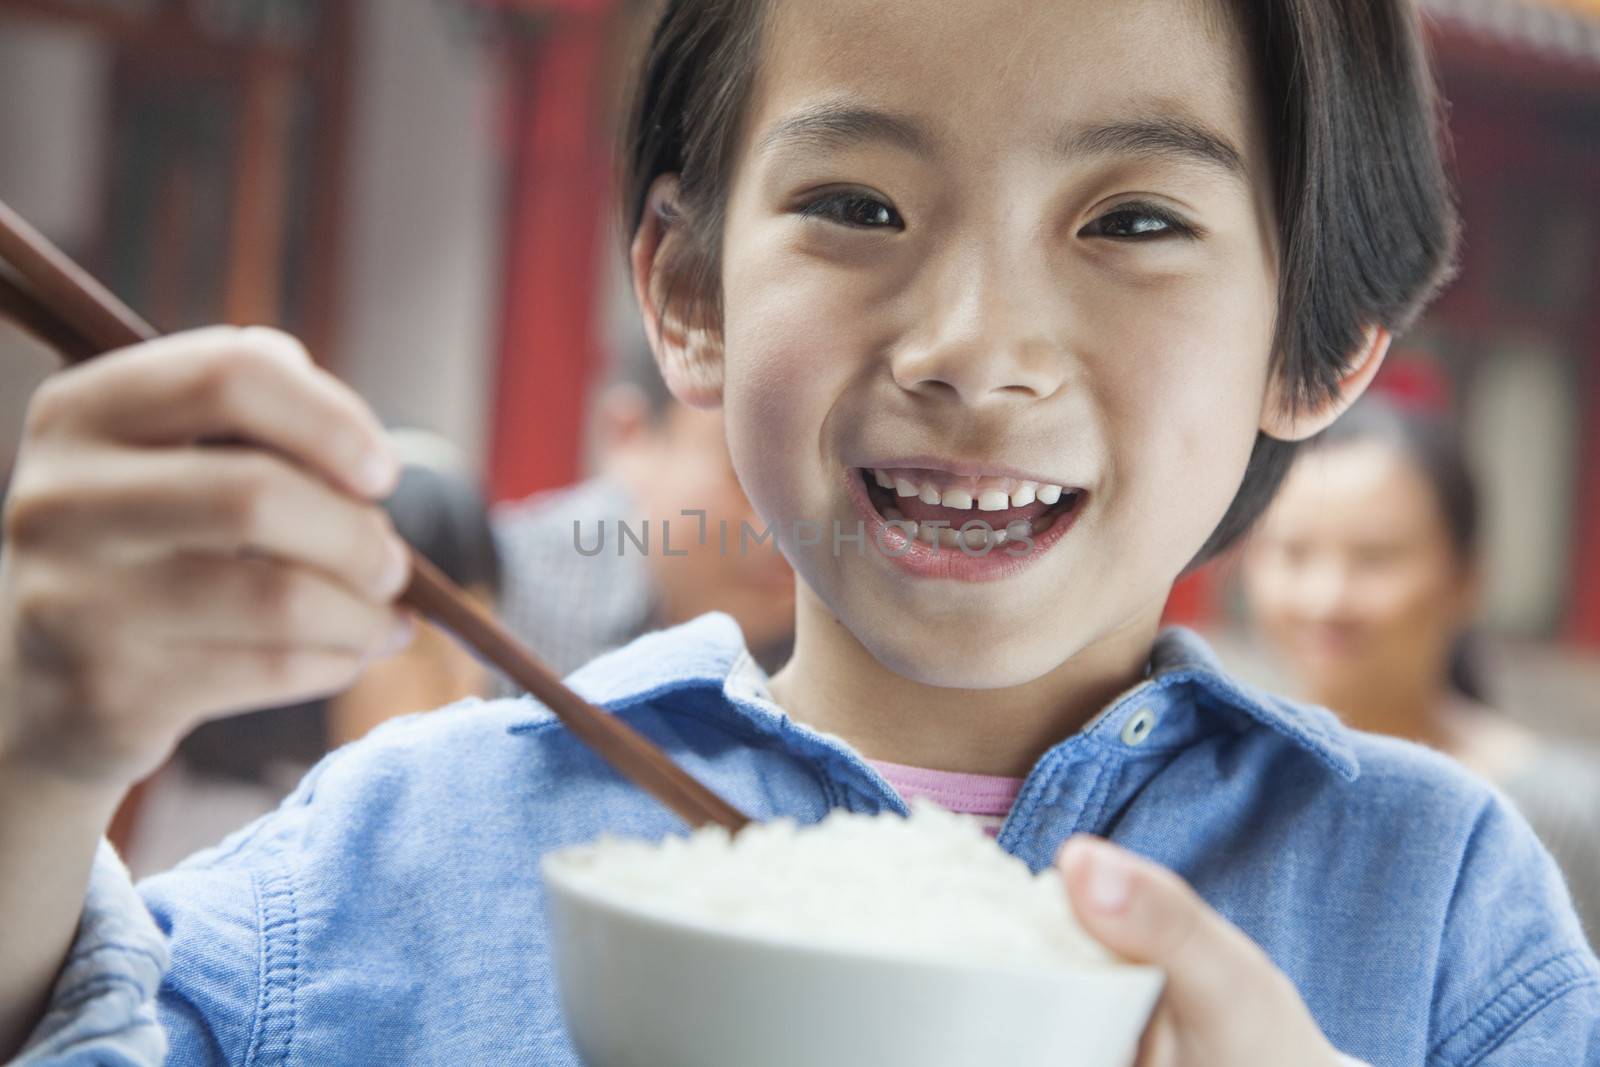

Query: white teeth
<box><xmin>940</xmin><ymin>488</ymin><xmax>973</xmax><ymax>510</ymax></box>
<box><xmin>916</xmin><ymin>522</ymin><xmax>942</xmax><ymax>546</ymax></box>
<box><xmin>977</xmin><ymin>489</ymin><xmax>1010</xmax><ymax>512</ymax></box>
<box><xmin>1005</xmin><ymin>519</ymin><xmax>1032</xmax><ymax>540</ymax></box>
<box><xmin>937</xmin><ymin>526</ymin><xmax>962</xmax><ymax>548</ymax></box>
<box><xmin>875</xmin><ymin>467</ymin><xmax>1072</xmax><ymax>518</ymax></box>
<box><xmin>883</xmin><ymin>506</ymin><xmax>906</xmax><ymax>521</ymax></box>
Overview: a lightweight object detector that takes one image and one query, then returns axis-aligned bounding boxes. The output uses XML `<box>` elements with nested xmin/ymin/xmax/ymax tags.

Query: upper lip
<box><xmin>851</xmin><ymin>455</ymin><xmax>1086</xmax><ymax>490</ymax></box>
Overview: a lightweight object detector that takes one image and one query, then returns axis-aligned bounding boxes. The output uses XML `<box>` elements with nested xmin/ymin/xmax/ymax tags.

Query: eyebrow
<box><xmin>757</xmin><ymin>102</ymin><xmax>1248</xmax><ymax>184</ymax></box>
<box><xmin>1057</xmin><ymin>115</ymin><xmax>1248</xmax><ymax>184</ymax></box>
<box><xmin>758</xmin><ymin>102</ymin><xmax>933</xmax><ymax>157</ymax></box>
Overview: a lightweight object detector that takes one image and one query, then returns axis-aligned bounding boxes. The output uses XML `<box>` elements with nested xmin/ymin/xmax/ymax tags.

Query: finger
<box><xmin>28</xmin><ymin>325</ymin><xmax>397</xmax><ymax>499</ymax></box>
<box><xmin>20</xmin><ymin>637</ymin><xmax>381</xmax><ymax>785</ymax></box>
<box><xmin>1056</xmin><ymin>836</ymin><xmax>1275</xmax><ymax>1019</ymax></box>
<box><xmin>160</xmin><ymin>643</ymin><xmax>379</xmax><ymax>728</ymax></box>
<box><xmin>7</xmin><ymin>446</ymin><xmax>411</xmax><ymax>602</ymax></box>
<box><xmin>11</xmin><ymin>555</ymin><xmax>410</xmax><ymax>775</ymax></box>
<box><xmin>1133</xmin><ymin>1010</ymin><xmax>1177</xmax><ymax>1067</ymax></box>
<box><xmin>129</xmin><ymin>553</ymin><xmax>412</xmax><ymax>656</ymax></box>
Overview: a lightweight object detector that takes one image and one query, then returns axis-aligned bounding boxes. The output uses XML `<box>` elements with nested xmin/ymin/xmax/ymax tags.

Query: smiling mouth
<box><xmin>857</xmin><ymin>466</ymin><xmax>1087</xmax><ymax>550</ymax></box>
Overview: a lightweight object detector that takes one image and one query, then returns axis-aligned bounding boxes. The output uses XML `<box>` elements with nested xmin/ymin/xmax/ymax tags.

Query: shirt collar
<box><xmin>512</xmin><ymin>613</ymin><xmax>1359</xmax><ymax>782</ymax></box>
<box><xmin>1135</xmin><ymin>627</ymin><xmax>1360</xmax><ymax>780</ymax></box>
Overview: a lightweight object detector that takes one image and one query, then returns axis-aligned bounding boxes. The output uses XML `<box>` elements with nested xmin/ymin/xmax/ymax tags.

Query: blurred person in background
<box><xmin>1242</xmin><ymin>395</ymin><xmax>1600</xmax><ymax>944</ymax></box>
<box><xmin>125</xmin><ymin>433</ymin><xmax>502</xmax><ymax>876</ymax></box>
<box><xmin>493</xmin><ymin>344</ymin><xmax>795</xmax><ymax>676</ymax></box>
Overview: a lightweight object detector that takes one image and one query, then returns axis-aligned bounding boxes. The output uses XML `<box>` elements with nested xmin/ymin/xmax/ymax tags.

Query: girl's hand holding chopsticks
<box><xmin>0</xmin><ymin>323</ymin><xmax>418</xmax><ymax>1055</ymax></box>
<box><xmin>0</xmin><ymin>325</ymin><xmax>414</xmax><ymax>792</ymax></box>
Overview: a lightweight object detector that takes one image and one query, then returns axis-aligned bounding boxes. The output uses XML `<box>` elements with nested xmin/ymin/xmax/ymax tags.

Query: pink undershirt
<box><xmin>867</xmin><ymin>759</ymin><xmax>1025</xmax><ymax>837</ymax></box>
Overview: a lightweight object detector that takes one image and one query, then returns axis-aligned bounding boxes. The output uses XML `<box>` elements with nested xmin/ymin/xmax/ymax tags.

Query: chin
<box><xmin>848</xmin><ymin>608</ymin><xmax>1087</xmax><ymax>690</ymax></box>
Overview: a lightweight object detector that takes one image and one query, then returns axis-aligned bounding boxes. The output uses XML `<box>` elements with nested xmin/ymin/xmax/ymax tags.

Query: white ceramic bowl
<box><xmin>542</xmin><ymin>855</ymin><xmax>1164</xmax><ymax>1067</ymax></box>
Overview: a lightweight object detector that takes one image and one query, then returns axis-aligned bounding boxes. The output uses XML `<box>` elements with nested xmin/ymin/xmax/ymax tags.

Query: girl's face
<box><xmin>1242</xmin><ymin>442</ymin><xmax>1475</xmax><ymax>705</ymax></box>
<box><xmin>711</xmin><ymin>0</ymin><xmax>1281</xmax><ymax>687</ymax></box>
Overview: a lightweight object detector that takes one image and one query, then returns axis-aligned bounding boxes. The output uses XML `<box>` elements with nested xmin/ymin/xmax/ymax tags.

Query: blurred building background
<box><xmin>0</xmin><ymin>0</ymin><xmax>1597</xmax><ymax>748</ymax></box>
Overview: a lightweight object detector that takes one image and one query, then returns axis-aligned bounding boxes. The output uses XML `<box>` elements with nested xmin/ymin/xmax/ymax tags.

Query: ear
<box><xmin>630</xmin><ymin>174</ymin><xmax>725</xmax><ymax>409</ymax></box>
<box><xmin>1259</xmin><ymin>324</ymin><xmax>1393</xmax><ymax>441</ymax></box>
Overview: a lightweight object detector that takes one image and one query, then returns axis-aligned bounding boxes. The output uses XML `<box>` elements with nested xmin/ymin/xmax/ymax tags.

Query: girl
<box><xmin>2</xmin><ymin>1</ymin><xmax>1595</xmax><ymax>1064</ymax></box>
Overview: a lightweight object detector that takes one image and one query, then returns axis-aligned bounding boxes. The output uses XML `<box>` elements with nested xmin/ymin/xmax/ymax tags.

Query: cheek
<box><xmin>1086</xmin><ymin>275</ymin><xmax>1275</xmax><ymax>563</ymax></box>
<box><xmin>719</xmin><ymin>265</ymin><xmax>851</xmax><ymax>531</ymax></box>
<box><xmin>1243</xmin><ymin>558</ymin><xmax>1299</xmax><ymax>626</ymax></box>
<box><xmin>1365</xmin><ymin>562</ymin><xmax>1462</xmax><ymax>633</ymax></box>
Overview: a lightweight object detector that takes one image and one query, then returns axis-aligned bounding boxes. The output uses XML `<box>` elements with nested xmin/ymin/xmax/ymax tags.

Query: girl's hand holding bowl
<box><xmin>1058</xmin><ymin>836</ymin><xmax>1353</xmax><ymax>1067</ymax></box>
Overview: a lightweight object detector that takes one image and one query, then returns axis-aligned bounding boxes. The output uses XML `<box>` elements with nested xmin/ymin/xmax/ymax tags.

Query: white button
<box><xmin>1121</xmin><ymin>707</ymin><xmax>1158</xmax><ymax>746</ymax></box>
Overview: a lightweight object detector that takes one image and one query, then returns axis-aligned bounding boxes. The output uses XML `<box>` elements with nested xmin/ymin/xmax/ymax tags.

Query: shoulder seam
<box><xmin>1427</xmin><ymin>949</ymin><xmax>1598</xmax><ymax>1066</ymax></box>
<box><xmin>242</xmin><ymin>856</ymin><xmax>301</xmax><ymax>1067</ymax></box>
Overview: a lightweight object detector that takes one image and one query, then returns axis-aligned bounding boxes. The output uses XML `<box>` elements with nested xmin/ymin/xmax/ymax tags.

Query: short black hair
<box><xmin>617</xmin><ymin>0</ymin><xmax>1460</xmax><ymax>565</ymax></box>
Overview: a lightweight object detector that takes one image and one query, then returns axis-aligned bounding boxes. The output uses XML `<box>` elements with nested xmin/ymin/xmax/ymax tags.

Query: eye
<box><xmin>1352</xmin><ymin>544</ymin><xmax>1403</xmax><ymax>570</ymax></box>
<box><xmin>1081</xmin><ymin>202</ymin><xmax>1197</xmax><ymax>241</ymax></box>
<box><xmin>1280</xmin><ymin>541</ymin><xmax>1311</xmax><ymax>567</ymax></box>
<box><xmin>797</xmin><ymin>191</ymin><xmax>904</xmax><ymax>231</ymax></box>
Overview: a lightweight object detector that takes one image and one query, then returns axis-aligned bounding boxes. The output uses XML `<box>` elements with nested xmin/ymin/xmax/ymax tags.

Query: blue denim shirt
<box><xmin>19</xmin><ymin>614</ymin><xmax>1600</xmax><ymax>1065</ymax></box>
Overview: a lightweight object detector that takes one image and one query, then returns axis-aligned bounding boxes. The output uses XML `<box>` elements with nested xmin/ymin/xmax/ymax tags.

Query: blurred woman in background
<box><xmin>1243</xmin><ymin>396</ymin><xmax>1600</xmax><ymax>945</ymax></box>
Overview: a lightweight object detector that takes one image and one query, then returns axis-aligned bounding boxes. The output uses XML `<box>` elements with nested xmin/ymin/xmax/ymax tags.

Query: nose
<box><xmin>1291</xmin><ymin>555</ymin><xmax>1356</xmax><ymax>622</ymax></box>
<box><xmin>889</xmin><ymin>253</ymin><xmax>1069</xmax><ymax>406</ymax></box>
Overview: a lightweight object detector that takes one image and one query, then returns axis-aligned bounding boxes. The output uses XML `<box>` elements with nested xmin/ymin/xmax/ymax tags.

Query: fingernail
<box><xmin>379</xmin><ymin>540</ymin><xmax>411</xmax><ymax>598</ymax></box>
<box><xmin>381</xmin><ymin>614</ymin><xmax>415</xmax><ymax>655</ymax></box>
<box><xmin>359</xmin><ymin>450</ymin><xmax>397</xmax><ymax>497</ymax></box>
<box><xmin>1085</xmin><ymin>843</ymin><xmax>1134</xmax><ymax>914</ymax></box>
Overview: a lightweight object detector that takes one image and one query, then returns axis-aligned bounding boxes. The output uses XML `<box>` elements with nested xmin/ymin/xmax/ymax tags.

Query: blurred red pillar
<box><xmin>1162</xmin><ymin>568</ymin><xmax>1217</xmax><ymax>628</ymax></box>
<box><xmin>489</xmin><ymin>3</ymin><xmax>617</xmax><ymax>503</ymax></box>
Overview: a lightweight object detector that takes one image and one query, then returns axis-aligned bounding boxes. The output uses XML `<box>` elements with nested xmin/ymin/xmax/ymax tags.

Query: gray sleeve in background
<box><xmin>1500</xmin><ymin>744</ymin><xmax>1600</xmax><ymax>956</ymax></box>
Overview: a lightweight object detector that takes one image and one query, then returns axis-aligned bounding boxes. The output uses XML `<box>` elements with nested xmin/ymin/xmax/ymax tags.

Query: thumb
<box><xmin>1057</xmin><ymin>835</ymin><xmax>1266</xmax><ymax>1014</ymax></box>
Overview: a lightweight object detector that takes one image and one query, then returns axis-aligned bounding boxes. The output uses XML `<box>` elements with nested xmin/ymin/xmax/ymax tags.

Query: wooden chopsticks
<box><xmin>0</xmin><ymin>197</ymin><xmax>751</xmax><ymax>833</ymax></box>
<box><xmin>0</xmin><ymin>262</ymin><xmax>97</xmax><ymax>361</ymax></box>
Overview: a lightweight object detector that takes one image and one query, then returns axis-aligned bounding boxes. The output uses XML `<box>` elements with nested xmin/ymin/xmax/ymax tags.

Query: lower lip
<box><xmin>842</xmin><ymin>468</ymin><xmax>1085</xmax><ymax>582</ymax></box>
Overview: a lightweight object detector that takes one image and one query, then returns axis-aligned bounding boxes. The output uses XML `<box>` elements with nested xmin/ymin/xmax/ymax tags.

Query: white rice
<box><xmin>544</xmin><ymin>801</ymin><xmax>1113</xmax><ymax>969</ymax></box>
